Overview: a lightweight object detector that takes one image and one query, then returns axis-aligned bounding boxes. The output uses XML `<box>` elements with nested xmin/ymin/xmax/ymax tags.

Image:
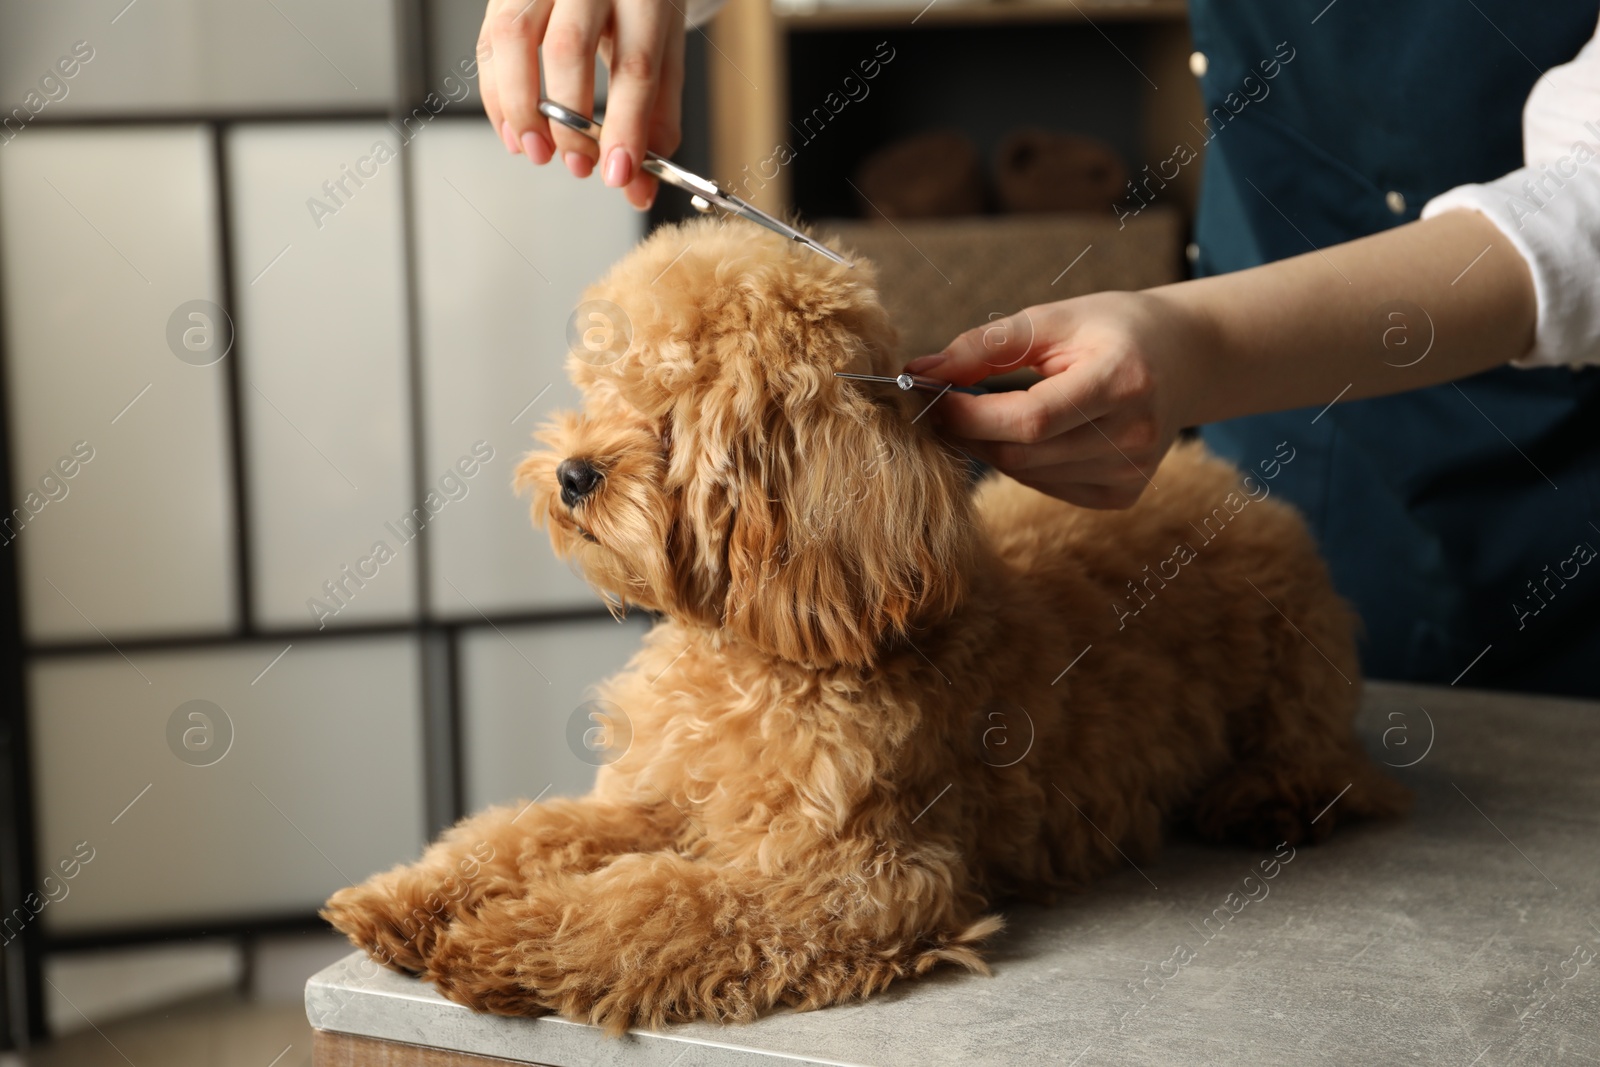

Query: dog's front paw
<box><xmin>322</xmin><ymin>866</ymin><xmax>456</xmax><ymax>975</ymax></box>
<box><xmin>424</xmin><ymin>905</ymin><xmax>558</xmax><ymax>1018</ymax></box>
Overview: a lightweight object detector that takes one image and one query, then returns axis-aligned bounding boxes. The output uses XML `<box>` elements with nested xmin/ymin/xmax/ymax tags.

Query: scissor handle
<box><xmin>640</xmin><ymin>156</ymin><xmax>722</xmax><ymax>200</ymax></box>
<box><xmin>538</xmin><ymin>100</ymin><xmax>599</xmax><ymax>139</ymax></box>
<box><xmin>539</xmin><ymin>101</ymin><xmax>718</xmax><ymax>198</ymax></box>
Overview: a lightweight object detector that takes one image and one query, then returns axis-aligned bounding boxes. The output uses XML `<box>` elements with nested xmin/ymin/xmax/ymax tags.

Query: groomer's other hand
<box><xmin>479</xmin><ymin>0</ymin><xmax>686</xmax><ymax>210</ymax></box>
<box><xmin>904</xmin><ymin>291</ymin><xmax>1213</xmax><ymax>510</ymax></box>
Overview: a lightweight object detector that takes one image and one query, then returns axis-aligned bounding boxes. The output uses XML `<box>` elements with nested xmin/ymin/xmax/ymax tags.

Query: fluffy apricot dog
<box><xmin>324</xmin><ymin>216</ymin><xmax>1407</xmax><ymax>1034</ymax></box>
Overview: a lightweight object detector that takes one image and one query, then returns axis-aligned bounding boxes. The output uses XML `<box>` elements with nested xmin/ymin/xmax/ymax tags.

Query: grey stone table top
<box><xmin>307</xmin><ymin>681</ymin><xmax>1600</xmax><ymax>1066</ymax></box>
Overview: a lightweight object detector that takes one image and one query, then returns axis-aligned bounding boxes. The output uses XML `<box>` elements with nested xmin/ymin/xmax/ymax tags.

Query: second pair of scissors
<box><xmin>834</xmin><ymin>372</ymin><xmax>985</xmax><ymax>396</ymax></box>
<box><xmin>538</xmin><ymin>100</ymin><xmax>852</xmax><ymax>268</ymax></box>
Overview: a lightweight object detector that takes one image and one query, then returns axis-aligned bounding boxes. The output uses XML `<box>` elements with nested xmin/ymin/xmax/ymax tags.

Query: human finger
<box><xmin>624</xmin><ymin>17</ymin><xmax>684</xmax><ymax>209</ymax></box>
<box><xmin>476</xmin><ymin>18</ymin><xmax>513</xmax><ymax>150</ymax></box>
<box><xmin>951</xmin><ymin>413</ymin><xmax>1163</xmax><ymax>474</ymax></box>
<box><xmin>595</xmin><ymin>0</ymin><xmax>666</xmax><ymax>191</ymax></box>
<box><xmin>904</xmin><ymin>308</ymin><xmax>1053</xmax><ymax>385</ymax></box>
<box><xmin>542</xmin><ymin>0</ymin><xmax>609</xmax><ymax>175</ymax></box>
<box><xmin>930</xmin><ymin>361</ymin><xmax>1119</xmax><ymax>445</ymax></box>
<box><xmin>487</xmin><ymin>0</ymin><xmax>557</xmax><ymax>163</ymax></box>
<box><xmin>1011</xmin><ymin>474</ymin><xmax>1146</xmax><ymax>510</ymax></box>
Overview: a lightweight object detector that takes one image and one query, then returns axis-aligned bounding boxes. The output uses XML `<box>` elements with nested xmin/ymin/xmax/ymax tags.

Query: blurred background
<box><xmin>0</xmin><ymin>0</ymin><xmax>1199</xmax><ymax>1061</ymax></box>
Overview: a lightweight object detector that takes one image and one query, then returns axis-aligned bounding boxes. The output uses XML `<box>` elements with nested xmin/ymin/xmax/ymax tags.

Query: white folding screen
<box><xmin>227</xmin><ymin>123</ymin><xmax>418</xmax><ymax>631</ymax></box>
<box><xmin>0</xmin><ymin>0</ymin><xmax>403</xmax><ymax>115</ymax></box>
<box><xmin>411</xmin><ymin>120</ymin><xmax>640</xmax><ymax>618</ymax></box>
<box><xmin>0</xmin><ymin>126</ymin><xmax>237</xmax><ymax>642</ymax></box>
<box><xmin>28</xmin><ymin>637</ymin><xmax>426</xmax><ymax>932</ymax></box>
<box><xmin>460</xmin><ymin>618</ymin><xmax>649</xmax><ymax>811</ymax></box>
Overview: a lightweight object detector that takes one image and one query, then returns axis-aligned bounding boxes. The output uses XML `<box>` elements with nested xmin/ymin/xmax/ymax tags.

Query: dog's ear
<box><xmin>719</xmin><ymin>398</ymin><xmax>972</xmax><ymax>668</ymax></box>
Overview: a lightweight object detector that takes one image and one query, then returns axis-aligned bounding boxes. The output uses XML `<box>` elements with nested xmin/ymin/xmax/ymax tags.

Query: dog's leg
<box><xmin>1189</xmin><ymin>747</ymin><xmax>1411</xmax><ymax>849</ymax></box>
<box><xmin>1190</xmin><ymin>573</ymin><xmax>1410</xmax><ymax>848</ymax></box>
<box><xmin>322</xmin><ymin>796</ymin><xmax>681</xmax><ymax>974</ymax></box>
<box><xmin>423</xmin><ymin>849</ymin><xmax>1003</xmax><ymax>1033</ymax></box>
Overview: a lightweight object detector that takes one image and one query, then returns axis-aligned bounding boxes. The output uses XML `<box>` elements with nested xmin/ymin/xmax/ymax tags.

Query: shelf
<box><xmin>706</xmin><ymin>0</ymin><xmax>1201</xmax><ymax>216</ymax></box>
<box><xmin>776</xmin><ymin>0</ymin><xmax>1188</xmax><ymax>31</ymax></box>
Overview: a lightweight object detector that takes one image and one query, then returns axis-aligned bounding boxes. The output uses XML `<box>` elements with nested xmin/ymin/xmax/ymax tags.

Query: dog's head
<box><xmin>517</xmin><ymin>217</ymin><xmax>974</xmax><ymax>669</ymax></box>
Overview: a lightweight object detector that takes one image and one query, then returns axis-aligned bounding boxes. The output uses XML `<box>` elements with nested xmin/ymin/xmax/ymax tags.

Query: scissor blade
<box><xmin>540</xmin><ymin>99</ymin><xmax>851</xmax><ymax>267</ymax></box>
<box><xmin>722</xmin><ymin>196</ymin><xmax>854</xmax><ymax>268</ymax></box>
<box><xmin>786</xmin><ymin>230</ymin><xmax>854</xmax><ymax>268</ymax></box>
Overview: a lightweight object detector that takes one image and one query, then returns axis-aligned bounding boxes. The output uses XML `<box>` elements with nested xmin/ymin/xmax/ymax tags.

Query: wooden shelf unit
<box><xmin>706</xmin><ymin>0</ymin><xmax>1202</xmax><ymax>218</ymax></box>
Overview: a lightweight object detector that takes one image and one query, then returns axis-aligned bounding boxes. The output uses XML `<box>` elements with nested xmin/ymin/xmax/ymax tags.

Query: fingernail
<box><xmin>501</xmin><ymin>121</ymin><xmax>520</xmax><ymax>154</ymax></box>
<box><xmin>905</xmin><ymin>353</ymin><xmax>947</xmax><ymax>373</ymax></box>
<box><xmin>564</xmin><ymin>151</ymin><xmax>593</xmax><ymax>178</ymax></box>
<box><xmin>603</xmin><ymin>146</ymin><xmax>632</xmax><ymax>188</ymax></box>
<box><xmin>521</xmin><ymin>131</ymin><xmax>553</xmax><ymax>165</ymax></box>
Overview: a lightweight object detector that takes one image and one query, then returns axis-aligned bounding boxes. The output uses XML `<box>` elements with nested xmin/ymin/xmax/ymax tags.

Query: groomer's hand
<box><xmin>905</xmin><ymin>291</ymin><xmax>1212</xmax><ymax>510</ymax></box>
<box><xmin>478</xmin><ymin>0</ymin><xmax>687</xmax><ymax>210</ymax></box>
<box><xmin>907</xmin><ymin>212</ymin><xmax>1539</xmax><ymax>510</ymax></box>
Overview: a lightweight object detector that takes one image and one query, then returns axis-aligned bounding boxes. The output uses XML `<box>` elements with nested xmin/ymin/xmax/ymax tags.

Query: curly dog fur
<box><xmin>323</xmin><ymin>217</ymin><xmax>1407</xmax><ymax>1034</ymax></box>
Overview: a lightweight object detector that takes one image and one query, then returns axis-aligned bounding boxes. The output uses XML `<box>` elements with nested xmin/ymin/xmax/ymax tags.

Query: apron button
<box><xmin>1186</xmin><ymin>242</ymin><xmax>1201</xmax><ymax>264</ymax></box>
<box><xmin>1386</xmin><ymin>190</ymin><xmax>1407</xmax><ymax>215</ymax></box>
<box><xmin>1189</xmin><ymin>51</ymin><xmax>1208</xmax><ymax>77</ymax></box>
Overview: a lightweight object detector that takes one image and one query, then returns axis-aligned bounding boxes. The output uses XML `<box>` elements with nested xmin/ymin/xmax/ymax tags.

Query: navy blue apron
<box><xmin>1189</xmin><ymin>1</ymin><xmax>1600</xmax><ymax>697</ymax></box>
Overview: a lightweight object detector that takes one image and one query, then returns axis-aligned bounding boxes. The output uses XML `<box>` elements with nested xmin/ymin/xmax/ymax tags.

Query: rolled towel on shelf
<box><xmin>993</xmin><ymin>128</ymin><xmax>1127</xmax><ymax>214</ymax></box>
<box><xmin>851</xmin><ymin>130</ymin><xmax>987</xmax><ymax>220</ymax></box>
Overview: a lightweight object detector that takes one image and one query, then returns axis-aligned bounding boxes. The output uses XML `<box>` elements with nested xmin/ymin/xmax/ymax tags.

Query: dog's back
<box><xmin>956</xmin><ymin>439</ymin><xmax>1407</xmax><ymax>891</ymax></box>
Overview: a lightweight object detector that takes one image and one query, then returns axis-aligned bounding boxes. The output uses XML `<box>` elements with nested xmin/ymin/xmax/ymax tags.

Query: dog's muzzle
<box><xmin>557</xmin><ymin>458</ymin><xmax>602</xmax><ymax>507</ymax></box>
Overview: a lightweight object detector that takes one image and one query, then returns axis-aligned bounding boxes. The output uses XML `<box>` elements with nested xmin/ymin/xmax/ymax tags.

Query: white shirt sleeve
<box><xmin>1421</xmin><ymin>15</ymin><xmax>1600</xmax><ymax>368</ymax></box>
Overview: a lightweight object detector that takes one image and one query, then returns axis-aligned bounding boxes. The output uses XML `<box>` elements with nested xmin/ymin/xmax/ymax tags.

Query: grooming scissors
<box><xmin>834</xmin><ymin>371</ymin><xmax>983</xmax><ymax>396</ymax></box>
<box><xmin>539</xmin><ymin>100</ymin><xmax>852</xmax><ymax>268</ymax></box>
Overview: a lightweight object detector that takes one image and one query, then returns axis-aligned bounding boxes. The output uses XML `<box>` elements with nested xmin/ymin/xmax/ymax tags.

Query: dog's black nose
<box><xmin>557</xmin><ymin>458</ymin><xmax>602</xmax><ymax>507</ymax></box>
